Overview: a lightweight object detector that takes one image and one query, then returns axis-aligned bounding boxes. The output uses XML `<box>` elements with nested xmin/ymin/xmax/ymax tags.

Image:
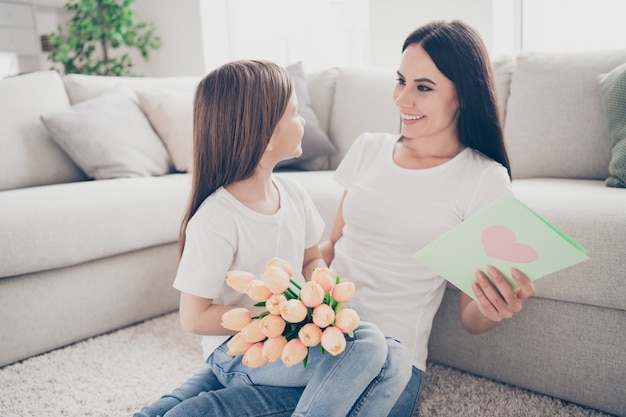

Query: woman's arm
<box><xmin>459</xmin><ymin>266</ymin><xmax>535</xmax><ymax>334</ymax></box>
<box><xmin>319</xmin><ymin>191</ymin><xmax>347</xmax><ymax>266</ymax></box>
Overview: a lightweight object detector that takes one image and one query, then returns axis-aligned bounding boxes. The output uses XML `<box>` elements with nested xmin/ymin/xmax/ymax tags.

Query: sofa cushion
<box><xmin>63</xmin><ymin>73</ymin><xmax>202</xmax><ymax>105</ymax></box>
<box><xmin>0</xmin><ymin>174</ymin><xmax>191</xmax><ymax>278</ymax></box>
<box><xmin>597</xmin><ymin>62</ymin><xmax>626</xmax><ymax>188</ymax></box>
<box><xmin>277</xmin><ymin>62</ymin><xmax>338</xmax><ymax>171</ymax></box>
<box><xmin>306</xmin><ymin>67</ymin><xmax>339</xmax><ymax>142</ymax></box>
<box><xmin>505</xmin><ymin>50</ymin><xmax>626</xmax><ymax>180</ymax></box>
<box><xmin>41</xmin><ymin>85</ymin><xmax>174</xmax><ymax>179</ymax></box>
<box><xmin>137</xmin><ymin>88</ymin><xmax>194</xmax><ymax>173</ymax></box>
<box><xmin>0</xmin><ymin>71</ymin><xmax>86</xmax><ymax>191</ymax></box>
<box><xmin>329</xmin><ymin>67</ymin><xmax>400</xmax><ymax>169</ymax></box>
<box><xmin>492</xmin><ymin>57</ymin><xmax>516</xmax><ymax>122</ymax></box>
<box><xmin>512</xmin><ymin>178</ymin><xmax>626</xmax><ymax>312</ymax></box>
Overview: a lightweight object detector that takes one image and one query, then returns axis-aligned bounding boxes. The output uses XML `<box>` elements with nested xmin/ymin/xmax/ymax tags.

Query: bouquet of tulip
<box><xmin>221</xmin><ymin>257</ymin><xmax>360</xmax><ymax>368</ymax></box>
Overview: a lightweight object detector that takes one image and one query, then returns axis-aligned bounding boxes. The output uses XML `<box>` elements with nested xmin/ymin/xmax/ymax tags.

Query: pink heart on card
<box><xmin>481</xmin><ymin>225</ymin><xmax>539</xmax><ymax>263</ymax></box>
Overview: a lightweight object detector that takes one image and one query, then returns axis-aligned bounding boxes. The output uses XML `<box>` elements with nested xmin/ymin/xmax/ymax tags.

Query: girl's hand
<box><xmin>472</xmin><ymin>266</ymin><xmax>535</xmax><ymax>323</ymax></box>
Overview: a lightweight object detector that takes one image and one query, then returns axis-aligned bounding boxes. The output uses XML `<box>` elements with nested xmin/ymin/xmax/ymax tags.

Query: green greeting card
<box><xmin>412</xmin><ymin>195</ymin><xmax>589</xmax><ymax>300</ymax></box>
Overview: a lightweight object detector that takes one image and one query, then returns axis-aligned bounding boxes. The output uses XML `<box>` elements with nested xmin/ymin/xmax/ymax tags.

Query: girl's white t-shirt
<box><xmin>332</xmin><ymin>132</ymin><xmax>512</xmax><ymax>371</ymax></box>
<box><xmin>173</xmin><ymin>174</ymin><xmax>325</xmax><ymax>361</ymax></box>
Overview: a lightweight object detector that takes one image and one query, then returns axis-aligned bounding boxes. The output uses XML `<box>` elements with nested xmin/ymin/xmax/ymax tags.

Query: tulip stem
<box><xmin>285</xmin><ymin>287</ymin><xmax>298</xmax><ymax>300</ymax></box>
<box><xmin>289</xmin><ymin>279</ymin><xmax>302</xmax><ymax>291</ymax></box>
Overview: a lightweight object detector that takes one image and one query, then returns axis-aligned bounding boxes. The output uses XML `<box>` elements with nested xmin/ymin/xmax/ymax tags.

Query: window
<box><xmin>522</xmin><ymin>0</ymin><xmax>626</xmax><ymax>52</ymax></box>
<box><xmin>494</xmin><ymin>0</ymin><xmax>626</xmax><ymax>57</ymax></box>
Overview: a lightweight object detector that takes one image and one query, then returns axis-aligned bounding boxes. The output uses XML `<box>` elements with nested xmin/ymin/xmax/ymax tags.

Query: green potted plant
<box><xmin>47</xmin><ymin>0</ymin><xmax>161</xmax><ymax>76</ymax></box>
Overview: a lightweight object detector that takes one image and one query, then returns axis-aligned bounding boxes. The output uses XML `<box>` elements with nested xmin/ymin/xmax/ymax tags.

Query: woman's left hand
<box><xmin>472</xmin><ymin>266</ymin><xmax>535</xmax><ymax>323</ymax></box>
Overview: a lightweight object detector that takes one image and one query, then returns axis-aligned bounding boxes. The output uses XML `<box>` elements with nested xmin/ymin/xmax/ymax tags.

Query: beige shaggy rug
<box><xmin>0</xmin><ymin>312</ymin><xmax>615</xmax><ymax>417</ymax></box>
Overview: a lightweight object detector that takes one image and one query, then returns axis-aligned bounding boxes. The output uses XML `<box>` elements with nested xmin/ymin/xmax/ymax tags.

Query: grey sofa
<box><xmin>1</xmin><ymin>49</ymin><xmax>625</xmax><ymax>416</ymax></box>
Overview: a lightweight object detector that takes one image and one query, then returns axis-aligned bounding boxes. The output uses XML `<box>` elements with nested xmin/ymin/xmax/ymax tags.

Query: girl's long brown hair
<box><xmin>179</xmin><ymin>60</ymin><xmax>293</xmax><ymax>256</ymax></box>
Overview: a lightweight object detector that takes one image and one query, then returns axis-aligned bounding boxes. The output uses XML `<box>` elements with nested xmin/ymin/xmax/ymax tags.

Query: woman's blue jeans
<box><xmin>134</xmin><ymin>322</ymin><xmax>414</xmax><ymax>417</ymax></box>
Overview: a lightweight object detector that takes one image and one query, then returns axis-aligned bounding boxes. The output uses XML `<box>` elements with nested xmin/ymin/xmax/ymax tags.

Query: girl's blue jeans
<box><xmin>134</xmin><ymin>322</ymin><xmax>416</xmax><ymax>417</ymax></box>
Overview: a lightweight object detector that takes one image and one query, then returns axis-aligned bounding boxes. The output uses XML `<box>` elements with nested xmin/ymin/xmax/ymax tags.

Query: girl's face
<box><xmin>393</xmin><ymin>44</ymin><xmax>460</xmax><ymax>143</ymax></box>
<box><xmin>269</xmin><ymin>90</ymin><xmax>306</xmax><ymax>161</ymax></box>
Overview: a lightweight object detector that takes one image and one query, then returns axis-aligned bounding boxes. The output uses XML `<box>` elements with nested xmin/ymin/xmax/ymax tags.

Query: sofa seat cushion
<box><xmin>512</xmin><ymin>178</ymin><xmax>626</xmax><ymax>311</ymax></box>
<box><xmin>0</xmin><ymin>174</ymin><xmax>191</xmax><ymax>278</ymax></box>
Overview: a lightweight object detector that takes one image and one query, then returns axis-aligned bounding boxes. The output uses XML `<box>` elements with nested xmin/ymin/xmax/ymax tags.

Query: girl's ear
<box><xmin>266</xmin><ymin>128</ymin><xmax>279</xmax><ymax>153</ymax></box>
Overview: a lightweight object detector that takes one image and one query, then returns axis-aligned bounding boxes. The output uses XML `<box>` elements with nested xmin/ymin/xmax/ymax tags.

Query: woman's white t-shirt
<box><xmin>332</xmin><ymin>133</ymin><xmax>512</xmax><ymax>371</ymax></box>
<box><xmin>173</xmin><ymin>174</ymin><xmax>325</xmax><ymax>361</ymax></box>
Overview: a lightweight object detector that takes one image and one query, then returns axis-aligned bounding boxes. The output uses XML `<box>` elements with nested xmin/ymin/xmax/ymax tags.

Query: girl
<box><xmin>134</xmin><ymin>60</ymin><xmax>411</xmax><ymax>417</ymax></box>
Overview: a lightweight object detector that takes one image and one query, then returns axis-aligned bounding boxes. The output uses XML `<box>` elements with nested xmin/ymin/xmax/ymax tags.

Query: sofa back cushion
<box><xmin>328</xmin><ymin>67</ymin><xmax>400</xmax><ymax>169</ymax></box>
<box><xmin>0</xmin><ymin>71</ymin><xmax>87</xmax><ymax>191</ymax></box>
<box><xmin>505</xmin><ymin>50</ymin><xmax>626</xmax><ymax>180</ymax></box>
<box><xmin>492</xmin><ymin>57</ymin><xmax>515</xmax><ymax>122</ymax></box>
<box><xmin>63</xmin><ymin>73</ymin><xmax>202</xmax><ymax>104</ymax></box>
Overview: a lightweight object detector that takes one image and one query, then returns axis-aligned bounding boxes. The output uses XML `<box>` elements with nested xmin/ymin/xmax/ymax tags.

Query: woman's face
<box><xmin>393</xmin><ymin>43</ymin><xmax>460</xmax><ymax>142</ymax></box>
<box><xmin>269</xmin><ymin>90</ymin><xmax>306</xmax><ymax>161</ymax></box>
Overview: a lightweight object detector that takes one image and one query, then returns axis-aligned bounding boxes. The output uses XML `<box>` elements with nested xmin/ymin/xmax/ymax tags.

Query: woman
<box><xmin>320</xmin><ymin>20</ymin><xmax>535</xmax><ymax>415</ymax></box>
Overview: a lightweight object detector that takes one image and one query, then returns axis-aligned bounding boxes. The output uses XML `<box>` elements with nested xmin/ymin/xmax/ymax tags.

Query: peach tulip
<box><xmin>242</xmin><ymin>342</ymin><xmax>268</xmax><ymax>368</ymax></box>
<box><xmin>266</xmin><ymin>293</ymin><xmax>287</xmax><ymax>315</ymax></box>
<box><xmin>225</xmin><ymin>270</ymin><xmax>256</xmax><ymax>293</ymax></box>
<box><xmin>280</xmin><ymin>299</ymin><xmax>308</xmax><ymax>323</ymax></box>
<box><xmin>245</xmin><ymin>280</ymin><xmax>273</xmax><ymax>302</ymax></box>
<box><xmin>262</xmin><ymin>335</ymin><xmax>288</xmax><ymax>362</ymax></box>
<box><xmin>299</xmin><ymin>281</ymin><xmax>325</xmax><ymax>308</ymax></box>
<box><xmin>240</xmin><ymin>320</ymin><xmax>266</xmax><ymax>343</ymax></box>
<box><xmin>260</xmin><ymin>314</ymin><xmax>286</xmax><ymax>338</ymax></box>
<box><xmin>312</xmin><ymin>303</ymin><xmax>335</xmax><ymax>328</ymax></box>
<box><xmin>311</xmin><ymin>267</ymin><xmax>334</xmax><ymax>293</ymax></box>
<box><xmin>281</xmin><ymin>339</ymin><xmax>309</xmax><ymax>367</ymax></box>
<box><xmin>261</xmin><ymin>266</ymin><xmax>291</xmax><ymax>294</ymax></box>
<box><xmin>226</xmin><ymin>332</ymin><xmax>254</xmax><ymax>356</ymax></box>
<box><xmin>334</xmin><ymin>308</ymin><xmax>360</xmax><ymax>334</ymax></box>
<box><xmin>221</xmin><ymin>307</ymin><xmax>252</xmax><ymax>331</ymax></box>
<box><xmin>266</xmin><ymin>257</ymin><xmax>293</xmax><ymax>277</ymax></box>
<box><xmin>298</xmin><ymin>323</ymin><xmax>323</xmax><ymax>347</ymax></box>
<box><xmin>321</xmin><ymin>326</ymin><xmax>347</xmax><ymax>356</ymax></box>
<box><xmin>332</xmin><ymin>281</ymin><xmax>355</xmax><ymax>303</ymax></box>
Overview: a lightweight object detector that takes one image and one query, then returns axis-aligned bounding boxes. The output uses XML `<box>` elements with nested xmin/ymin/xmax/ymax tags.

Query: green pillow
<box><xmin>598</xmin><ymin>62</ymin><xmax>626</xmax><ymax>188</ymax></box>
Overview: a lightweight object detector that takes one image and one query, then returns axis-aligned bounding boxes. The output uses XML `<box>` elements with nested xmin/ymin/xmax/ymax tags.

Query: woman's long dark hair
<box><xmin>403</xmin><ymin>20</ymin><xmax>511</xmax><ymax>177</ymax></box>
<box><xmin>179</xmin><ymin>60</ymin><xmax>293</xmax><ymax>256</ymax></box>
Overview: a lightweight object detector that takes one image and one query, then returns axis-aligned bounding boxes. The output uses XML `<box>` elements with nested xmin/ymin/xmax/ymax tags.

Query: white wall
<box><xmin>16</xmin><ymin>0</ymin><xmax>498</xmax><ymax>76</ymax></box>
<box><xmin>368</xmin><ymin>0</ymin><xmax>495</xmax><ymax>68</ymax></box>
<box><xmin>131</xmin><ymin>0</ymin><xmax>205</xmax><ymax>76</ymax></box>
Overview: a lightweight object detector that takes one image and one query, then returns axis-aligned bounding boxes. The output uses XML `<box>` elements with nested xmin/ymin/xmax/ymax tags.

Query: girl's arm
<box><xmin>178</xmin><ymin>292</ymin><xmax>265</xmax><ymax>336</ymax></box>
<box><xmin>459</xmin><ymin>266</ymin><xmax>535</xmax><ymax>334</ymax></box>
<box><xmin>302</xmin><ymin>245</ymin><xmax>327</xmax><ymax>281</ymax></box>
<box><xmin>319</xmin><ymin>191</ymin><xmax>347</xmax><ymax>266</ymax></box>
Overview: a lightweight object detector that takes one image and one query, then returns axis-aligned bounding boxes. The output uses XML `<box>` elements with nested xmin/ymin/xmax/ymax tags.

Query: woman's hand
<box><xmin>460</xmin><ymin>266</ymin><xmax>535</xmax><ymax>334</ymax></box>
<box><xmin>473</xmin><ymin>266</ymin><xmax>535</xmax><ymax>322</ymax></box>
